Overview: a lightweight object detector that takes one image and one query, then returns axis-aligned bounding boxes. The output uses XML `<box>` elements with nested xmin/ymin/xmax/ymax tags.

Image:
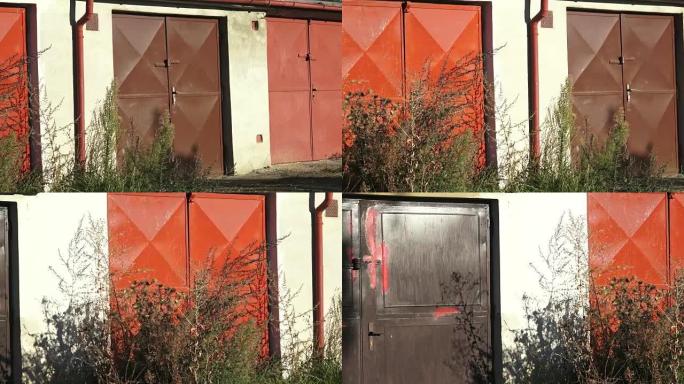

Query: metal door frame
<box><xmin>342</xmin><ymin>194</ymin><xmax>501</xmax><ymax>384</ymax></box>
<box><xmin>111</xmin><ymin>10</ymin><xmax>233</xmax><ymax>175</ymax></box>
<box><xmin>567</xmin><ymin>8</ymin><xmax>684</xmax><ymax>173</ymax></box>
<box><xmin>0</xmin><ymin>202</ymin><xmax>20</xmax><ymax>384</ymax></box>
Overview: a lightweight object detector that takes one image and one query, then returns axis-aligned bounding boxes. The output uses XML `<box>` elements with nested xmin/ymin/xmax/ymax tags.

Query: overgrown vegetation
<box><xmin>343</xmin><ymin>55</ymin><xmax>666</xmax><ymax>192</ymax></box>
<box><xmin>502</xmin><ymin>215</ymin><xmax>684</xmax><ymax>383</ymax></box>
<box><xmin>0</xmin><ymin>50</ymin><xmax>210</xmax><ymax>193</ymax></box>
<box><xmin>22</xmin><ymin>217</ymin><xmax>341</xmax><ymax>384</ymax></box>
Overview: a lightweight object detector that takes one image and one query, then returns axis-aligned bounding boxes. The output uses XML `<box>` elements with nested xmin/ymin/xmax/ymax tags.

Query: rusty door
<box><xmin>113</xmin><ymin>15</ymin><xmax>224</xmax><ymax>174</ymax></box>
<box><xmin>310</xmin><ymin>20</ymin><xmax>342</xmax><ymax>160</ymax></box>
<box><xmin>267</xmin><ymin>18</ymin><xmax>312</xmax><ymax>164</ymax></box>
<box><xmin>567</xmin><ymin>12</ymin><xmax>679</xmax><ymax>173</ymax></box>
<box><xmin>342</xmin><ymin>1</ymin><xmax>403</xmax><ymax>98</ymax></box>
<box><xmin>0</xmin><ymin>208</ymin><xmax>9</xmax><ymax>378</ymax></box>
<box><xmin>587</xmin><ymin>193</ymin><xmax>669</xmax><ymax>286</ymax></box>
<box><xmin>346</xmin><ymin>199</ymin><xmax>492</xmax><ymax>383</ymax></box>
<box><xmin>0</xmin><ymin>7</ymin><xmax>29</xmax><ymax>169</ymax></box>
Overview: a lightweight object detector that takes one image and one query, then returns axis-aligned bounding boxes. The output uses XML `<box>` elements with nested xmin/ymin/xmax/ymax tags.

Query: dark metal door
<box><xmin>0</xmin><ymin>208</ymin><xmax>9</xmax><ymax>378</ymax></box>
<box><xmin>113</xmin><ymin>15</ymin><xmax>224</xmax><ymax>174</ymax></box>
<box><xmin>267</xmin><ymin>18</ymin><xmax>312</xmax><ymax>164</ymax></box>
<box><xmin>166</xmin><ymin>17</ymin><xmax>223</xmax><ymax>174</ymax></box>
<box><xmin>346</xmin><ymin>199</ymin><xmax>491</xmax><ymax>384</ymax></box>
<box><xmin>621</xmin><ymin>14</ymin><xmax>678</xmax><ymax>173</ymax></box>
<box><xmin>342</xmin><ymin>200</ymin><xmax>361</xmax><ymax>384</ymax></box>
<box><xmin>567</xmin><ymin>11</ymin><xmax>678</xmax><ymax>173</ymax></box>
<box><xmin>310</xmin><ymin>20</ymin><xmax>342</xmax><ymax>160</ymax></box>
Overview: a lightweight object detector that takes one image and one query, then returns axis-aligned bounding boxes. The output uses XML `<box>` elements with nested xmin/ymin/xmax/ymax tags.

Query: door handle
<box><xmin>172</xmin><ymin>86</ymin><xmax>177</xmax><ymax>105</ymax></box>
<box><xmin>626</xmin><ymin>83</ymin><xmax>632</xmax><ymax>103</ymax></box>
<box><xmin>368</xmin><ymin>322</ymin><xmax>382</xmax><ymax>352</ymax></box>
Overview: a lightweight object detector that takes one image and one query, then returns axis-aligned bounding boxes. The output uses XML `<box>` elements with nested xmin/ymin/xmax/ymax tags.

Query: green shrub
<box><xmin>49</xmin><ymin>84</ymin><xmax>209</xmax><ymax>192</ymax></box>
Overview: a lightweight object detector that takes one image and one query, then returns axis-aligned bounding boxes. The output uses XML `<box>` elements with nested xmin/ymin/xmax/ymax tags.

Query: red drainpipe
<box><xmin>528</xmin><ymin>0</ymin><xmax>549</xmax><ymax>161</ymax></box>
<box><xmin>73</xmin><ymin>0</ymin><xmax>94</xmax><ymax>166</ymax></box>
<box><xmin>311</xmin><ymin>192</ymin><xmax>333</xmax><ymax>355</ymax></box>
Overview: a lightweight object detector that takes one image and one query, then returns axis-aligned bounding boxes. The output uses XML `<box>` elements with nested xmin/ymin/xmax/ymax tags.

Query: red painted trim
<box><xmin>193</xmin><ymin>0</ymin><xmax>340</xmax><ymax>10</ymax></box>
<box><xmin>73</xmin><ymin>0</ymin><xmax>94</xmax><ymax>166</ymax></box>
<box><xmin>528</xmin><ymin>0</ymin><xmax>548</xmax><ymax>161</ymax></box>
<box><xmin>312</xmin><ymin>192</ymin><xmax>332</xmax><ymax>355</ymax></box>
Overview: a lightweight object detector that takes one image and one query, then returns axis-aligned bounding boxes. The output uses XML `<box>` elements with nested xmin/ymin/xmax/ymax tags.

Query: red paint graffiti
<box><xmin>363</xmin><ymin>207</ymin><xmax>389</xmax><ymax>291</ymax></box>
<box><xmin>433</xmin><ymin>307</ymin><xmax>460</xmax><ymax>319</ymax></box>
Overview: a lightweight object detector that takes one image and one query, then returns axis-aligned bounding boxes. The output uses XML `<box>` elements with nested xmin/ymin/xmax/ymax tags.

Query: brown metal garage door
<box><xmin>344</xmin><ymin>199</ymin><xmax>492</xmax><ymax>384</ymax></box>
<box><xmin>267</xmin><ymin>18</ymin><xmax>342</xmax><ymax>164</ymax></box>
<box><xmin>568</xmin><ymin>11</ymin><xmax>678</xmax><ymax>173</ymax></box>
<box><xmin>113</xmin><ymin>14</ymin><xmax>224</xmax><ymax>174</ymax></box>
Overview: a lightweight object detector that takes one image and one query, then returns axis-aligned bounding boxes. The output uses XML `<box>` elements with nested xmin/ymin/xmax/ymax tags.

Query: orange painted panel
<box><xmin>0</xmin><ymin>7</ymin><xmax>29</xmax><ymax>169</ymax></box>
<box><xmin>107</xmin><ymin>193</ymin><xmax>188</xmax><ymax>290</ymax></box>
<box><xmin>188</xmin><ymin>193</ymin><xmax>268</xmax><ymax>352</ymax></box>
<box><xmin>405</xmin><ymin>2</ymin><xmax>485</xmax><ymax>166</ymax></box>
<box><xmin>588</xmin><ymin>193</ymin><xmax>668</xmax><ymax>286</ymax></box>
<box><xmin>342</xmin><ymin>0</ymin><xmax>403</xmax><ymax>98</ymax></box>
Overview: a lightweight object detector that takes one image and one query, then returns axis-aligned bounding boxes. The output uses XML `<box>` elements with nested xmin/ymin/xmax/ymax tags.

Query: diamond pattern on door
<box><xmin>188</xmin><ymin>193</ymin><xmax>268</xmax><ymax>353</ymax></box>
<box><xmin>113</xmin><ymin>14</ymin><xmax>170</xmax><ymax>148</ymax></box>
<box><xmin>166</xmin><ymin>17</ymin><xmax>223</xmax><ymax>173</ymax></box>
<box><xmin>588</xmin><ymin>193</ymin><xmax>668</xmax><ymax>286</ymax></box>
<box><xmin>113</xmin><ymin>14</ymin><xmax>225</xmax><ymax>174</ymax></box>
<box><xmin>0</xmin><ymin>7</ymin><xmax>29</xmax><ymax>170</ymax></box>
<box><xmin>621</xmin><ymin>14</ymin><xmax>678</xmax><ymax>173</ymax></box>
<box><xmin>108</xmin><ymin>193</ymin><xmax>188</xmax><ymax>290</ymax></box>
<box><xmin>342</xmin><ymin>1</ymin><xmax>403</xmax><ymax>97</ymax></box>
<box><xmin>670</xmin><ymin>194</ymin><xmax>684</xmax><ymax>281</ymax></box>
<box><xmin>567</xmin><ymin>11</ymin><xmax>679</xmax><ymax>173</ymax></box>
<box><xmin>404</xmin><ymin>3</ymin><xmax>481</xmax><ymax>84</ymax></box>
<box><xmin>567</xmin><ymin>12</ymin><xmax>624</xmax><ymax>146</ymax></box>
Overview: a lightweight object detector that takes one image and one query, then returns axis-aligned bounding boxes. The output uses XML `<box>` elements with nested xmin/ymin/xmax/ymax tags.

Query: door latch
<box><xmin>626</xmin><ymin>83</ymin><xmax>632</xmax><ymax>103</ymax></box>
<box><xmin>351</xmin><ymin>257</ymin><xmax>361</xmax><ymax>271</ymax></box>
<box><xmin>172</xmin><ymin>86</ymin><xmax>178</xmax><ymax>105</ymax></box>
<box><xmin>368</xmin><ymin>322</ymin><xmax>382</xmax><ymax>352</ymax></box>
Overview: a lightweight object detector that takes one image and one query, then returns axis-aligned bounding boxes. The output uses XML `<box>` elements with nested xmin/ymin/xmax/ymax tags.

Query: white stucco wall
<box><xmin>276</xmin><ymin>192</ymin><xmax>343</xmax><ymax>354</ymax></box>
<box><xmin>0</xmin><ymin>193</ymin><xmax>109</xmax><ymax>353</ymax></box>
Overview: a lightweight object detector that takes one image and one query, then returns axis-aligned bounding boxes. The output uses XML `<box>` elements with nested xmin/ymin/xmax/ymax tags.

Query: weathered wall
<box><xmin>276</xmin><ymin>192</ymin><xmax>343</xmax><ymax>354</ymax></box>
<box><xmin>0</xmin><ymin>193</ymin><xmax>109</xmax><ymax>352</ymax></box>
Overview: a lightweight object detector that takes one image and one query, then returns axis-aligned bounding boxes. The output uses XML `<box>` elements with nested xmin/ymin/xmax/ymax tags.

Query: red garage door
<box><xmin>108</xmin><ymin>193</ymin><xmax>269</xmax><ymax>349</ymax></box>
<box><xmin>588</xmin><ymin>193</ymin><xmax>668</xmax><ymax>287</ymax></box>
<box><xmin>342</xmin><ymin>1</ymin><xmax>485</xmax><ymax>163</ymax></box>
<box><xmin>0</xmin><ymin>7</ymin><xmax>29</xmax><ymax>170</ymax></box>
<box><xmin>267</xmin><ymin>18</ymin><xmax>342</xmax><ymax>164</ymax></box>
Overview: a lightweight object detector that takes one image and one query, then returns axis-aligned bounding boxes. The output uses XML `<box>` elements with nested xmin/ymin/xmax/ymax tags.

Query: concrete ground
<box><xmin>208</xmin><ymin>158</ymin><xmax>342</xmax><ymax>192</ymax></box>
